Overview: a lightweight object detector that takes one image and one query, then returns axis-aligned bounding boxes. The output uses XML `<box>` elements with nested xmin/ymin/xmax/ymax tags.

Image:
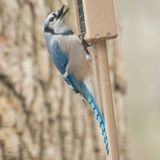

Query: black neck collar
<box><xmin>44</xmin><ymin>27</ymin><xmax>54</xmax><ymax>34</ymax></box>
<box><xmin>45</xmin><ymin>27</ymin><xmax>74</xmax><ymax>36</ymax></box>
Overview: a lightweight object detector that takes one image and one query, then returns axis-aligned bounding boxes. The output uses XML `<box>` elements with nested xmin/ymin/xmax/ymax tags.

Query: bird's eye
<box><xmin>50</xmin><ymin>17</ymin><xmax>54</xmax><ymax>22</ymax></box>
<box><xmin>53</xmin><ymin>13</ymin><xmax>57</xmax><ymax>17</ymax></box>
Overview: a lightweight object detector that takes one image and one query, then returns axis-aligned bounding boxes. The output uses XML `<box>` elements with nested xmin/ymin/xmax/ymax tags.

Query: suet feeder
<box><xmin>74</xmin><ymin>0</ymin><xmax>119</xmax><ymax>159</ymax></box>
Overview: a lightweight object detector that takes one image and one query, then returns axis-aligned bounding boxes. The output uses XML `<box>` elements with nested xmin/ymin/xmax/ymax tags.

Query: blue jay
<box><xmin>44</xmin><ymin>5</ymin><xmax>109</xmax><ymax>153</ymax></box>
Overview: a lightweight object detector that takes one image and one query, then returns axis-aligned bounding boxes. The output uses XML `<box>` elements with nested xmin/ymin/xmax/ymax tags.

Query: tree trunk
<box><xmin>0</xmin><ymin>0</ymin><xmax>129</xmax><ymax>160</ymax></box>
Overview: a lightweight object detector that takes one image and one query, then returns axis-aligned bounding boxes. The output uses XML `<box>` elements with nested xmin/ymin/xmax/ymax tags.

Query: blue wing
<box><xmin>49</xmin><ymin>40</ymin><xmax>68</xmax><ymax>74</ymax></box>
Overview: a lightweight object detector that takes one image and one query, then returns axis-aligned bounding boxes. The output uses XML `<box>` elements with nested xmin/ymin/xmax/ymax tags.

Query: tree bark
<box><xmin>0</xmin><ymin>0</ymin><xmax>129</xmax><ymax>160</ymax></box>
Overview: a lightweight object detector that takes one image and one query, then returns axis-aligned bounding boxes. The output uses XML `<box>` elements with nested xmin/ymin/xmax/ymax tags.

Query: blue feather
<box><xmin>49</xmin><ymin>40</ymin><xmax>68</xmax><ymax>74</ymax></box>
<box><xmin>64</xmin><ymin>72</ymin><xmax>109</xmax><ymax>153</ymax></box>
<box><xmin>49</xmin><ymin>39</ymin><xmax>109</xmax><ymax>153</ymax></box>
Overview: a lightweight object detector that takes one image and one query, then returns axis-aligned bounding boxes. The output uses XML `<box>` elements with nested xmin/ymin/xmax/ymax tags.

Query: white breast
<box><xmin>57</xmin><ymin>35</ymin><xmax>92</xmax><ymax>80</ymax></box>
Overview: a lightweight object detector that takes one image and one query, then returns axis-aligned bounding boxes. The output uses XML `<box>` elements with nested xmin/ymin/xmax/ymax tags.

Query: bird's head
<box><xmin>44</xmin><ymin>4</ymin><xmax>69</xmax><ymax>35</ymax></box>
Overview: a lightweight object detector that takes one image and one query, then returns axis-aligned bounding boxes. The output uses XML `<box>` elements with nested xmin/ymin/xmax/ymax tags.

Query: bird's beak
<box><xmin>57</xmin><ymin>4</ymin><xmax>69</xmax><ymax>19</ymax></box>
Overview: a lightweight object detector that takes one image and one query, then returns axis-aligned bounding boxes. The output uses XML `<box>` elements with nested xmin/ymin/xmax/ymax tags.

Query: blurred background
<box><xmin>0</xmin><ymin>0</ymin><xmax>159</xmax><ymax>160</ymax></box>
<box><xmin>118</xmin><ymin>0</ymin><xmax>160</xmax><ymax>160</ymax></box>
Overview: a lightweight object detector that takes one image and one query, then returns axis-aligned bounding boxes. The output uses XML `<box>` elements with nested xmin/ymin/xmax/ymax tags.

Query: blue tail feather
<box><xmin>80</xmin><ymin>82</ymin><xmax>109</xmax><ymax>153</ymax></box>
<box><xmin>64</xmin><ymin>73</ymin><xmax>109</xmax><ymax>153</ymax></box>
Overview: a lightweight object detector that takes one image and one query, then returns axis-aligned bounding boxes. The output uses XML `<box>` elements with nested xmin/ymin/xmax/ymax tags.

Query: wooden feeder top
<box><xmin>82</xmin><ymin>0</ymin><xmax>117</xmax><ymax>41</ymax></box>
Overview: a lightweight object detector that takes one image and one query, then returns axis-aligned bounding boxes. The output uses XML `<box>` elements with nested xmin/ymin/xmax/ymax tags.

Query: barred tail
<box><xmin>81</xmin><ymin>83</ymin><xmax>109</xmax><ymax>153</ymax></box>
<box><xmin>63</xmin><ymin>73</ymin><xmax>109</xmax><ymax>153</ymax></box>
